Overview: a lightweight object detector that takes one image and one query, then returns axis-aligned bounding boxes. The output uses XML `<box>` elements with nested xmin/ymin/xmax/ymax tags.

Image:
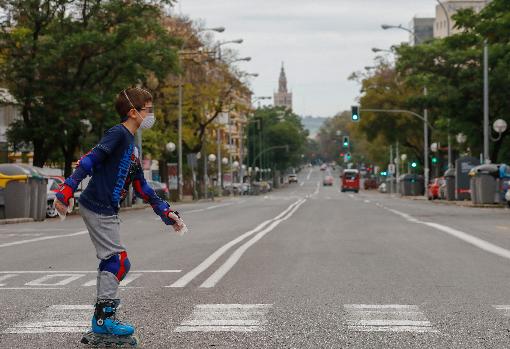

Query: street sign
<box><xmin>388</xmin><ymin>164</ymin><xmax>396</xmax><ymax>174</ymax></box>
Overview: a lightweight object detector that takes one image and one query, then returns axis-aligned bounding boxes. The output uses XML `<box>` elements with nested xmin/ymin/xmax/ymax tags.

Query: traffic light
<box><xmin>342</xmin><ymin>136</ymin><xmax>349</xmax><ymax>148</ymax></box>
<box><xmin>380</xmin><ymin>171</ymin><xmax>387</xmax><ymax>176</ymax></box>
<box><xmin>411</xmin><ymin>161</ymin><xmax>418</xmax><ymax>168</ymax></box>
<box><xmin>351</xmin><ymin>105</ymin><xmax>360</xmax><ymax>122</ymax></box>
<box><xmin>346</xmin><ymin>152</ymin><xmax>352</xmax><ymax>161</ymax></box>
<box><xmin>431</xmin><ymin>156</ymin><xmax>438</xmax><ymax>164</ymax></box>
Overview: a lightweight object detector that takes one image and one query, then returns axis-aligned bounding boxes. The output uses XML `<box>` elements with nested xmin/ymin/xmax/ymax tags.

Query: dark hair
<box><xmin>115</xmin><ymin>87</ymin><xmax>153</xmax><ymax>122</ymax></box>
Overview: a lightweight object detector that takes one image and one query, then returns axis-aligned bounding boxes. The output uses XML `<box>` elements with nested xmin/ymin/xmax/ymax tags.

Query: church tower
<box><xmin>274</xmin><ymin>62</ymin><xmax>293</xmax><ymax>110</ymax></box>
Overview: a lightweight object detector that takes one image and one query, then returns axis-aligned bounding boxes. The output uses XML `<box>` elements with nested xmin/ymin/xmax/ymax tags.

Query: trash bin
<box><xmin>399</xmin><ymin>174</ymin><xmax>424</xmax><ymax>196</ymax></box>
<box><xmin>0</xmin><ymin>164</ymin><xmax>31</xmax><ymax>219</ymax></box>
<box><xmin>470</xmin><ymin>164</ymin><xmax>499</xmax><ymax>204</ymax></box>
<box><xmin>444</xmin><ymin>168</ymin><xmax>456</xmax><ymax>201</ymax></box>
<box><xmin>0</xmin><ymin>164</ymin><xmax>47</xmax><ymax>220</ymax></box>
<box><xmin>18</xmin><ymin>165</ymin><xmax>47</xmax><ymax>221</ymax></box>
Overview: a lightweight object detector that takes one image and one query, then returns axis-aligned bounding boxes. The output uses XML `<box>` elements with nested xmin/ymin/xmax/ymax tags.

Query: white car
<box><xmin>288</xmin><ymin>174</ymin><xmax>298</xmax><ymax>183</ymax></box>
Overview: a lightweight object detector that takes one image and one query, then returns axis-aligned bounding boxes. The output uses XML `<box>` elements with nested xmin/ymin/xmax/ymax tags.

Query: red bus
<box><xmin>341</xmin><ymin>169</ymin><xmax>360</xmax><ymax>193</ymax></box>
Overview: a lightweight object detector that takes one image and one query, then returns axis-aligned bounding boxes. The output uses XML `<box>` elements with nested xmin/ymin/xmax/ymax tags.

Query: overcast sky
<box><xmin>176</xmin><ymin>0</ymin><xmax>435</xmax><ymax>117</ymax></box>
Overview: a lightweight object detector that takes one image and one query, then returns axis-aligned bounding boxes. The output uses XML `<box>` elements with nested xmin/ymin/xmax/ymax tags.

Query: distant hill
<box><xmin>301</xmin><ymin>116</ymin><xmax>329</xmax><ymax>138</ymax></box>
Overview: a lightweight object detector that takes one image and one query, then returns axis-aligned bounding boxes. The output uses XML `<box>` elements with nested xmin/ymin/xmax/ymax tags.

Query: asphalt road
<box><xmin>2</xmin><ymin>166</ymin><xmax>510</xmax><ymax>348</ymax></box>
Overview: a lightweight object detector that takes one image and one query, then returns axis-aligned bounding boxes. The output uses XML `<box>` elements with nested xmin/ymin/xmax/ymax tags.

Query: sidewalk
<box><xmin>400</xmin><ymin>195</ymin><xmax>506</xmax><ymax>209</ymax></box>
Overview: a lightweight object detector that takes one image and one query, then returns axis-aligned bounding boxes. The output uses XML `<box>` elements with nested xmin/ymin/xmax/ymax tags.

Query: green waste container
<box><xmin>0</xmin><ymin>164</ymin><xmax>47</xmax><ymax>220</ymax></box>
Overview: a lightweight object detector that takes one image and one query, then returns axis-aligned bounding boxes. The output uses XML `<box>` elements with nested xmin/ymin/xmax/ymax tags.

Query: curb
<box><xmin>0</xmin><ymin>217</ymin><xmax>35</xmax><ymax>225</ymax></box>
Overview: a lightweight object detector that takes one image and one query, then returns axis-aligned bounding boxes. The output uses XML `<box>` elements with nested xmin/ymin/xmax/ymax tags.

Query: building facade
<box><xmin>409</xmin><ymin>17</ymin><xmax>435</xmax><ymax>46</ymax></box>
<box><xmin>273</xmin><ymin>63</ymin><xmax>292</xmax><ymax>110</ymax></box>
<box><xmin>434</xmin><ymin>0</ymin><xmax>490</xmax><ymax>38</ymax></box>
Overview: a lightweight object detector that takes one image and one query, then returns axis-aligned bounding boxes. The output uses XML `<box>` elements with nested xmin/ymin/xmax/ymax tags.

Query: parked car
<box><xmin>46</xmin><ymin>178</ymin><xmax>60</xmax><ymax>218</ymax></box>
<box><xmin>147</xmin><ymin>180</ymin><xmax>169</xmax><ymax>200</ymax></box>
<box><xmin>323</xmin><ymin>175</ymin><xmax>334</xmax><ymax>186</ymax></box>
<box><xmin>320</xmin><ymin>164</ymin><xmax>327</xmax><ymax>171</ymax></box>
<box><xmin>288</xmin><ymin>174</ymin><xmax>298</xmax><ymax>183</ymax></box>
<box><xmin>363</xmin><ymin>176</ymin><xmax>378</xmax><ymax>190</ymax></box>
<box><xmin>427</xmin><ymin>177</ymin><xmax>445</xmax><ymax>200</ymax></box>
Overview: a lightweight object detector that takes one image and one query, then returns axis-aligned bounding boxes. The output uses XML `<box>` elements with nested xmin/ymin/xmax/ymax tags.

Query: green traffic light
<box><xmin>431</xmin><ymin>157</ymin><xmax>438</xmax><ymax>164</ymax></box>
<box><xmin>352</xmin><ymin>114</ymin><xmax>359</xmax><ymax>121</ymax></box>
<box><xmin>411</xmin><ymin>162</ymin><xmax>418</xmax><ymax>168</ymax></box>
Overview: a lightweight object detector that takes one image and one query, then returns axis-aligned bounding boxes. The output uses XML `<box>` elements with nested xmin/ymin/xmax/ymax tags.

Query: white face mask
<box><xmin>137</xmin><ymin>111</ymin><xmax>155</xmax><ymax>129</ymax></box>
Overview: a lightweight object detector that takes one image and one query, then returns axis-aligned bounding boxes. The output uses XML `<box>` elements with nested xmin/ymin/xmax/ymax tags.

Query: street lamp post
<box><xmin>381</xmin><ymin>24</ymin><xmax>420</xmax><ymax>44</ymax></box>
<box><xmin>178</xmin><ymin>27</ymin><xmax>225</xmax><ymax>202</ymax></box>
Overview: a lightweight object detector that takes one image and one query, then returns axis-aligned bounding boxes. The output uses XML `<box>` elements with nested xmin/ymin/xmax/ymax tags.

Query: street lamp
<box><xmin>216</xmin><ymin>39</ymin><xmax>243</xmax><ymax>60</ymax></box>
<box><xmin>381</xmin><ymin>24</ymin><xmax>419</xmax><ymax>44</ymax></box>
<box><xmin>228</xmin><ymin>57</ymin><xmax>252</xmax><ymax>64</ymax></box>
<box><xmin>166</xmin><ymin>142</ymin><xmax>176</xmax><ymax>153</ymax></box>
<box><xmin>372</xmin><ymin>47</ymin><xmax>392</xmax><ymax>53</ymax></box>
<box><xmin>492</xmin><ymin>119</ymin><xmax>507</xmax><ymax>142</ymax></box>
<box><xmin>178</xmin><ymin>26</ymin><xmax>225</xmax><ymax>201</ymax></box>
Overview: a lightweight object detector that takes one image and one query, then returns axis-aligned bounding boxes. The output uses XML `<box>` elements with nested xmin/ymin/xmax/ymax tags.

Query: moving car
<box><xmin>341</xmin><ymin>169</ymin><xmax>360</xmax><ymax>193</ymax></box>
<box><xmin>288</xmin><ymin>174</ymin><xmax>298</xmax><ymax>183</ymax></box>
<box><xmin>323</xmin><ymin>175</ymin><xmax>334</xmax><ymax>186</ymax></box>
<box><xmin>320</xmin><ymin>164</ymin><xmax>327</xmax><ymax>171</ymax></box>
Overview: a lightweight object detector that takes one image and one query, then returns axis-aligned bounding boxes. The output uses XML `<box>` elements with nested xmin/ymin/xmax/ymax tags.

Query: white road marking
<box><xmin>200</xmin><ymin>199</ymin><xmax>306</xmax><ymax>288</ymax></box>
<box><xmin>3</xmin><ymin>304</ymin><xmax>92</xmax><ymax>334</ymax></box>
<box><xmin>0</xmin><ymin>274</ymin><xmax>17</xmax><ymax>286</ymax></box>
<box><xmin>300</xmin><ymin>182</ymin><xmax>304</xmax><ymax>187</ymax></box>
<box><xmin>383</xmin><ymin>206</ymin><xmax>510</xmax><ymax>260</ymax></box>
<box><xmin>306</xmin><ymin>168</ymin><xmax>312</xmax><ymax>181</ymax></box>
<box><xmin>25</xmin><ymin>274</ymin><xmax>85</xmax><ymax>286</ymax></box>
<box><xmin>344</xmin><ymin>304</ymin><xmax>438</xmax><ymax>333</ymax></box>
<box><xmin>0</xmin><ymin>270</ymin><xmax>181</xmax><ymax>274</ymax></box>
<box><xmin>82</xmin><ymin>273</ymin><xmax>142</xmax><ymax>287</ymax></box>
<box><xmin>0</xmin><ymin>287</ymin><xmax>64</xmax><ymax>290</ymax></box>
<box><xmin>168</xmin><ymin>199</ymin><xmax>304</xmax><ymax>288</ymax></box>
<box><xmin>493</xmin><ymin>305</ymin><xmax>510</xmax><ymax>317</ymax></box>
<box><xmin>82</xmin><ymin>279</ymin><xmax>97</xmax><ymax>287</ymax></box>
<box><xmin>0</xmin><ymin>230</ymin><xmax>88</xmax><ymax>248</ymax></box>
<box><xmin>364</xmin><ymin>200</ymin><xmax>371</xmax><ymax>203</ymax></box>
<box><xmin>174</xmin><ymin>304</ymin><xmax>272</xmax><ymax>332</ymax></box>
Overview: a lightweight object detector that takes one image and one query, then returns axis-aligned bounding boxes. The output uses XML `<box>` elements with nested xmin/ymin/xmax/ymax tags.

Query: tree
<box><xmin>1</xmin><ymin>0</ymin><xmax>179</xmax><ymax>175</ymax></box>
<box><xmin>248</xmin><ymin>106</ymin><xmax>308</xmax><ymax>173</ymax></box>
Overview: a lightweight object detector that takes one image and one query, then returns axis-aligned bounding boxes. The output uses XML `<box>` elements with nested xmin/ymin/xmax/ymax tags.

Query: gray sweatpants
<box><xmin>81</xmin><ymin>205</ymin><xmax>126</xmax><ymax>300</ymax></box>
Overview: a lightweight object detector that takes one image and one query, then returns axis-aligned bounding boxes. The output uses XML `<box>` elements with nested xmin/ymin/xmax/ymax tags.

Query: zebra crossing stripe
<box><xmin>344</xmin><ymin>304</ymin><xmax>438</xmax><ymax>333</ymax></box>
<box><xmin>174</xmin><ymin>304</ymin><xmax>272</xmax><ymax>332</ymax></box>
<box><xmin>3</xmin><ymin>305</ymin><xmax>92</xmax><ymax>334</ymax></box>
<box><xmin>493</xmin><ymin>305</ymin><xmax>510</xmax><ymax>317</ymax></box>
<box><xmin>25</xmin><ymin>274</ymin><xmax>85</xmax><ymax>286</ymax></box>
<box><xmin>82</xmin><ymin>273</ymin><xmax>142</xmax><ymax>287</ymax></box>
<box><xmin>0</xmin><ymin>274</ymin><xmax>17</xmax><ymax>286</ymax></box>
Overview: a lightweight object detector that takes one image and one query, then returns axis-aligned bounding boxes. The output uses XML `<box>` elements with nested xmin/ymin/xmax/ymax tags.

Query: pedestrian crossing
<box><xmin>3</xmin><ymin>303</ymin><xmax>510</xmax><ymax>335</ymax></box>
<box><xmin>0</xmin><ymin>270</ymin><xmax>180</xmax><ymax>289</ymax></box>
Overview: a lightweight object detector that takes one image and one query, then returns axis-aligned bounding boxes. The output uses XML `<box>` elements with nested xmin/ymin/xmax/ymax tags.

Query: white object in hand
<box><xmin>168</xmin><ymin>212</ymin><xmax>188</xmax><ymax>236</ymax></box>
<box><xmin>54</xmin><ymin>198</ymin><xmax>74</xmax><ymax>221</ymax></box>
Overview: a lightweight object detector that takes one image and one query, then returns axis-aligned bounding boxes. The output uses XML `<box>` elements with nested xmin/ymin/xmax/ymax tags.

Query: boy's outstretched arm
<box><xmin>55</xmin><ymin>147</ymin><xmax>107</xmax><ymax>206</ymax></box>
<box><xmin>55</xmin><ymin>126</ymin><xmax>122</xmax><ymax>207</ymax></box>
<box><xmin>132</xmin><ymin>168</ymin><xmax>184</xmax><ymax>230</ymax></box>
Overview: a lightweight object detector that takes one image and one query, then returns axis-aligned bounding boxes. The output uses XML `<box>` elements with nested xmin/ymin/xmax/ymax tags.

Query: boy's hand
<box><xmin>56</xmin><ymin>183</ymin><xmax>74</xmax><ymax>206</ymax></box>
<box><xmin>164</xmin><ymin>210</ymin><xmax>188</xmax><ymax>235</ymax></box>
<box><xmin>54</xmin><ymin>199</ymin><xmax>68</xmax><ymax>217</ymax></box>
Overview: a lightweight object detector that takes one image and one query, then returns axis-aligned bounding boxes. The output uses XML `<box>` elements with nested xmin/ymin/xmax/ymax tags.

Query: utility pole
<box><xmin>395</xmin><ymin>140</ymin><xmax>400</xmax><ymax>194</ymax></box>
<box><xmin>448</xmin><ymin>119</ymin><xmax>452</xmax><ymax>169</ymax></box>
<box><xmin>483</xmin><ymin>39</ymin><xmax>490</xmax><ymax>163</ymax></box>
<box><xmin>390</xmin><ymin>144</ymin><xmax>394</xmax><ymax>194</ymax></box>
<box><xmin>424</xmin><ymin>87</ymin><xmax>430</xmax><ymax>193</ymax></box>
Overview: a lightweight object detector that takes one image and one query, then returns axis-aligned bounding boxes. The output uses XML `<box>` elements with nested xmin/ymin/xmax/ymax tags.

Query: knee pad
<box><xmin>99</xmin><ymin>251</ymin><xmax>131</xmax><ymax>282</ymax></box>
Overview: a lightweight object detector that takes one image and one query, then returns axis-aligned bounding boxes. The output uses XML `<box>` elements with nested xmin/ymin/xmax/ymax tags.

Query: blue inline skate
<box><xmin>81</xmin><ymin>299</ymin><xmax>139</xmax><ymax>347</ymax></box>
